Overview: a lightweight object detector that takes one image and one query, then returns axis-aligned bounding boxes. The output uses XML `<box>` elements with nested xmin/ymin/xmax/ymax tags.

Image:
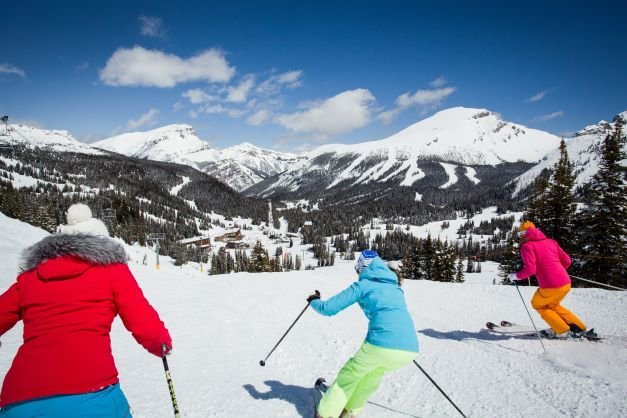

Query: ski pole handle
<box><xmin>161</xmin><ymin>344</ymin><xmax>180</xmax><ymax>418</ymax></box>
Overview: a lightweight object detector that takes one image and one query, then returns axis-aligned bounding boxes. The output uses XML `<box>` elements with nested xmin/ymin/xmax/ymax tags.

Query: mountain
<box><xmin>511</xmin><ymin>111</ymin><xmax>627</xmax><ymax>195</ymax></box>
<box><xmin>185</xmin><ymin>142</ymin><xmax>304</xmax><ymax>192</ymax></box>
<box><xmin>0</xmin><ymin>124</ymin><xmax>102</xmax><ymax>155</ymax></box>
<box><xmin>0</xmin><ymin>139</ymin><xmax>268</xmax><ymax>247</ymax></box>
<box><xmin>93</xmin><ymin>124</ymin><xmax>209</xmax><ymax>162</ymax></box>
<box><xmin>246</xmin><ymin>107</ymin><xmax>560</xmax><ymax>199</ymax></box>
<box><xmin>94</xmin><ymin>125</ymin><xmax>302</xmax><ymax>191</ymax></box>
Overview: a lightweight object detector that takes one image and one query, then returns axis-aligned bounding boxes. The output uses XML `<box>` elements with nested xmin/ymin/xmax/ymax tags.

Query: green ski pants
<box><xmin>317</xmin><ymin>342</ymin><xmax>417</xmax><ymax>418</ymax></box>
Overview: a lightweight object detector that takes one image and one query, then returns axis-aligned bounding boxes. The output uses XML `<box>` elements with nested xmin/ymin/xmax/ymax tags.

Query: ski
<box><xmin>486</xmin><ymin>321</ymin><xmax>602</xmax><ymax>341</ymax></box>
<box><xmin>313</xmin><ymin>378</ymin><xmax>328</xmax><ymax>418</ymax></box>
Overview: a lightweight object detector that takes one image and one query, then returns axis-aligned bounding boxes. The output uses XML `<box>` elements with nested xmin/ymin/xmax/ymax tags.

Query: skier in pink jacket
<box><xmin>509</xmin><ymin>221</ymin><xmax>593</xmax><ymax>339</ymax></box>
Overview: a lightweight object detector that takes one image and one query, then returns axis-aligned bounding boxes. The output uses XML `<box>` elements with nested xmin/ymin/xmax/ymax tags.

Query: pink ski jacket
<box><xmin>515</xmin><ymin>228</ymin><xmax>572</xmax><ymax>289</ymax></box>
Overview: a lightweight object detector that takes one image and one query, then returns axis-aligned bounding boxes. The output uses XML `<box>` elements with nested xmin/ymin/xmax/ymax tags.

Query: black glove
<box><xmin>307</xmin><ymin>290</ymin><xmax>321</xmax><ymax>303</ymax></box>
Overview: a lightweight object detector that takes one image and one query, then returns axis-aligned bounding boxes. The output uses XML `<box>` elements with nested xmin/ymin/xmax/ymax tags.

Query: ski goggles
<box><xmin>516</xmin><ymin>230</ymin><xmax>527</xmax><ymax>239</ymax></box>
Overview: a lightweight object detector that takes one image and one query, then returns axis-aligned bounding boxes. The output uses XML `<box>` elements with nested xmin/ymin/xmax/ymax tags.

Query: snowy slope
<box><xmin>250</xmin><ymin>107</ymin><xmax>560</xmax><ymax>196</ymax></box>
<box><xmin>512</xmin><ymin>111</ymin><xmax>627</xmax><ymax>195</ymax></box>
<box><xmin>1</xmin><ymin>214</ymin><xmax>626</xmax><ymax>417</ymax></box>
<box><xmin>0</xmin><ymin>124</ymin><xmax>102</xmax><ymax>155</ymax></box>
<box><xmin>93</xmin><ymin>124</ymin><xmax>209</xmax><ymax>161</ymax></box>
<box><xmin>94</xmin><ymin>126</ymin><xmax>301</xmax><ymax>191</ymax></box>
<box><xmin>310</xmin><ymin>107</ymin><xmax>560</xmax><ymax>165</ymax></box>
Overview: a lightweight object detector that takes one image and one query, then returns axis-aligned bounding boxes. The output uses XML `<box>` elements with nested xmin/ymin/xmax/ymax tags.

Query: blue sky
<box><xmin>1</xmin><ymin>0</ymin><xmax>625</xmax><ymax>152</ymax></box>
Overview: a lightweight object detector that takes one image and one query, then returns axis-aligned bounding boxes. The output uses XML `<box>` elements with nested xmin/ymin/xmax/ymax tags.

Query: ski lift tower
<box><xmin>147</xmin><ymin>233</ymin><xmax>166</xmax><ymax>269</ymax></box>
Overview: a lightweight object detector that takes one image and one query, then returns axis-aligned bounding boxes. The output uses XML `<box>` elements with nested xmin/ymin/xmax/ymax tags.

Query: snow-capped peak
<box><xmin>93</xmin><ymin>124</ymin><xmax>209</xmax><ymax>160</ymax></box>
<box><xmin>307</xmin><ymin>107</ymin><xmax>561</xmax><ymax>165</ymax></box>
<box><xmin>94</xmin><ymin>125</ymin><xmax>303</xmax><ymax>191</ymax></box>
<box><xmin>0</xmin><ymin>124</ymin><xmax>102</xmax><ymax>155</ymax></box>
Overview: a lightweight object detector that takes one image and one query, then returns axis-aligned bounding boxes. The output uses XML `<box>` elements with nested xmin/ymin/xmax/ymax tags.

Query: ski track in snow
<box><xmin>0</xmin><ymin>214</ymin><xmax>625</xmax><ymax>417</ymax></box>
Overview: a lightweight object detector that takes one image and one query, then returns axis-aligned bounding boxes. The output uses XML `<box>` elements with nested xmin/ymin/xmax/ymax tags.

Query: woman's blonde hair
<box><xmin>387</xmin><ymin>263</ymin><xmax>404</xmax><ymax>287</ymax></box>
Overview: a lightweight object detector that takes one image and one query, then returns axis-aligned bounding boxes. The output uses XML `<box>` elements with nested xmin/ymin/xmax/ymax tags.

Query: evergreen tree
<box><xmin>526</xmin><ymin>169</ymin><xmax>551</xmax><ymax>228</ymax></box>
<box><xmin>466</xmin><ymin>258</ymin><xmax>475</xmax><ymax>273</ymax></box>
<box><xmin>456</xmin><ymin>256</ymin><xmax>465</xmax><ymax>283</ymax></box>
<box><xmin>400</xmin><ymin>238</ymin><xmax>423</xmax><ymax>280</ymax></box>
<box><xmin>543</xmin><ymin>139</ymin><xmax>576</xmax><ymax>247</ymax></box>
<box><xmin>497</xmin><ymin>231</ymin><xmax>522</xmax><ymax>284</ymax></box>
<box><xmin>422</xmin><ymin>234</ymin><xmax>435</xmax><ymax>280</ymax></box>
<box><xmin>249</xmin><ymin>241</ymin><xmax>270</xmax><ymax>272</ymax></box>
<box><xmin>576</xmin><ymin>118</ymin><xmax>627</xmax><ymax>287</ymax></box>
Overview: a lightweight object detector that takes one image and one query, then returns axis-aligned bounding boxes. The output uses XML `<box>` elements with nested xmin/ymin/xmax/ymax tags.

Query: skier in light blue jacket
<box><xmin>308</xmin><ymin>250</ymin><xmax>418</xmax><ymax>418</ymax></box>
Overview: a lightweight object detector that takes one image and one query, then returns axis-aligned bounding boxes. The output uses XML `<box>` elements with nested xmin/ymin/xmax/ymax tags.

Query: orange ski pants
<box><xmin>531</xmin><ymin>284</ymin><xmax>586</xmax><ymax>334</ymax></box>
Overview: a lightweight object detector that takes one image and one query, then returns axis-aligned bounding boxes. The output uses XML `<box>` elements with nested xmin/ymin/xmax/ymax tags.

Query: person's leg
<box><xmin>343</xmin><ymin>345</ymin><xmax>417</xmax><ymax>416</ymax></box>
<box><xmin>549</xmin><ymin>285</ymin><xmax>587</xmax><ymax>331</ymax></box>
<box><xmin>317</xmin><ymin>343</ymin><xmax>379</xmax><ymax>418</ymax></box>
<box><xmin>531</xmin><ymin>285</ymin><xmax>574</xmax><ymax>334</ymax></box>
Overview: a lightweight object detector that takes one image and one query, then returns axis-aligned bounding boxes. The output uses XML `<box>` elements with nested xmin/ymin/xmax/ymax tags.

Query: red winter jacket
<box><xmin>515</xmin><ymin>228</ymin><xmax>572</xmax><ymax>288</ymax></box>
<box><xmin>0</xmin><ymin>234</ymin><xmax>172</xmax><ymax>407</ymax></box>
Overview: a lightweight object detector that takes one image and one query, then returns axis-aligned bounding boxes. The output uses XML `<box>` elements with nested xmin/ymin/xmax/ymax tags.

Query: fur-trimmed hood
<box><xmin>20</xmin><ymin>234</ymin><xmax>128</xmax><ymax>273</ymax></box>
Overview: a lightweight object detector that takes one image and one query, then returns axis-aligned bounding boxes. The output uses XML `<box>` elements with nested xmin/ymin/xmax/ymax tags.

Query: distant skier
<box><xmin>0</xmin><ymin>204</ymin><xmax>172</xmax><ymax>417</ymax></box>
<box><xmin>308</xmin><ymin>250</ymin><xmax>418</xmax><ymax>418</ymax></box>
<box><xmin>508</xmin><ymin>221</ymin><xmax>592</xmax><ymax>338</ymax></box>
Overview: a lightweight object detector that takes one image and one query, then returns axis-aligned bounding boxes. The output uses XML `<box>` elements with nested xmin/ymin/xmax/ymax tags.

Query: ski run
<box><xmin>0</xmin><ymin>213</ymin><xmax>625</xmax><ymax>417</ymax></box>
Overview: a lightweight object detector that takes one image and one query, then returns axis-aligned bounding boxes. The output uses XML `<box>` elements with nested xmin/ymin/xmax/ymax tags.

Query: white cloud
<box><xmin>226</xmin><ymin>75</ymin><xmax>255</xmax><ymax>103</ymax></box>
<box><xmin>377</xmin><ymin>85</ymin><xmax>457</xmax><ymax>123</ymax></box>
<box><xmin>127</xmin><ymin>108</ymin><xmax>159</xmax><ymax>130</ymax></box>
<box><xmin>537</xmin><ymin>110</ymin><xmax>564</xmax><ymax>121</ymax></box>
<box><xmin>182</xmin><ymin>88</ymin><xmax>216</xmax><ymax>104</ymax></box>
<box><xmin>247</xmin><ymin>109</ymin><xmax>271</xmax><ymax>126</ymax></box>
<box><xmin>377</xmin><ymin>108</ymin><xmax>403</xmax><ymax>125</ymax></box>
<box><xmin>100</xmin><ymin>46</ymin><xmax>235</xmax><ymax>87</ymax></box>
<box><xmin>139</xmin><ymin>16</ymin><xmax>166</xmax><ymax>38</ymax></box>
<box><xmin>257</xmin><ymin>70</ymin><xmax>303</xmax><ymax>95</ymax></box>
<box><xmin>429</xmin><ymin>76</ymin><xmax>448</xmax><ymax>88</ymax></box>
<box><xmin>275</xmin><ymin>89</ymin><xmax>375</xmax><ymax>137</ymax></box>
<box><xmin>396</xmin><ymin>86</ymin><xmax>456</xmax><ymax>107</ymax></box>
<box><xmin>527</xmin><ymin>90</ymin><xmax>549</xmax><ymax>102</ymax></box>
<box><xmin>0</xmin><ymin>63</ymin><xmax>25</xmax><ymax>78</ymax></box>
<box><xmin>201</xmin><ymin>104</ymin><xmax>245</xmax><ymax>118</ymax></box>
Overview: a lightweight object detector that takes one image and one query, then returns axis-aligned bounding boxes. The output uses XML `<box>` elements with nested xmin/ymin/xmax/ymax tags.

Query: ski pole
<box><xmin>413</xmin><ymin>360</ymin><xmax>467</xmax><ymax>418</ymax></box>
<box><xmin>161</xmin><ymin>344</ymin><xmax>180</xmax><ymax>418</ymax></box>
<box><xmin>570</xmin><ymin>275</ymin><xmax>625</xmax><ymax>291</ymax></box>
<box><xmin>513</xmin><ymin>281</ymin><xmax>546</xmax><ymax>353</ymax></box>
<box><xmin>259</xmin><ymin>290</ymin><xmax>319</xmax><ymax>366</ymax></box>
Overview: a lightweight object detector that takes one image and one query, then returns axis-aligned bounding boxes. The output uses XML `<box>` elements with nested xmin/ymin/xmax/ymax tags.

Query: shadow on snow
<box><xmin>418</xmin><ymin>328</ymin><xmax>537</xmax><ymax>341</ymax></box>
<box><xmin>243</xmin><ymin>380</ymin><xmax>422</xmax><ymax>418</ymax></box>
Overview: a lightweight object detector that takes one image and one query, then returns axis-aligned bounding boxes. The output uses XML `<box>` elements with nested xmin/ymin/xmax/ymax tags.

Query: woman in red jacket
<box><xmin>0</xmin><ymin>204</ymin><xmax>172</xmax><ymax>417</ymax></box>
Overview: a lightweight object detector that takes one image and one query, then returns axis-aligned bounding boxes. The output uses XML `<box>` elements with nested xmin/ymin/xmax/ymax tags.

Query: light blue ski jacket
<box><xmin>310</xmin><ymin>258</ymin><xmax>419</xmax><ymax>353</ymax></box>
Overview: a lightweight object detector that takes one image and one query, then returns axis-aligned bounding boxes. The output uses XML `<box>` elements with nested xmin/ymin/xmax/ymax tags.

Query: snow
<box><xmin>512</xmin><ymin>113</ymin><xmax>626</xmax><ymax>195</ymax></box>
<box><xmin>0</xmin><ymin>124</ymin><xmax>102</xmax><ymax>155</ymax></box>
<box><xmin>1</xmin><ymin>214</ymin><xmax>626</xmax><ymax>417</ymax></box>
<box><xmin>464</xmin><ymin>166</ymin><xmax>481</xmax><ymax>185</ymax></box>
<box><xmin>261</xmin><ymin>107</ymin><xmax>561</xmax><ymax>193</ymax></box>
<box><xmin>439</xmin><ymin>163</ymin><xmax>458</xmax><ymax>189</ymax></box>
<box><xmin>94</xmin><ymin>126</ymin><xmax>301</xmax><ymax>192</ymax></box>
<box><xmin>308</xmin><ymin>107</ymin><xmax>560</xmax><ymax>166</ymax></box>
<box><xmin>170</xmin><ymin>176</ymin><xmax>191</xmax><ymax>196</ymax></box>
